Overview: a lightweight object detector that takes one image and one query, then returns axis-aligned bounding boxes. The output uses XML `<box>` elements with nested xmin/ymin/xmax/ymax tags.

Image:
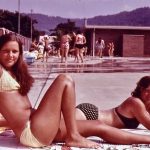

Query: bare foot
<box><xmin>65</xmin><ymin>134</ymin><xmax>100</xmax><ymax>149</ymax></box>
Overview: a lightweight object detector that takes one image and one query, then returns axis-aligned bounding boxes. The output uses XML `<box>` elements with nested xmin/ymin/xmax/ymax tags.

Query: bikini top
<box><xmin>0</xmin><ymin>67</ymin><xmax>20</xmax><ymax>92</ymax></box>
<box><xmin>115</xmin><ymin>108</ymin><xmax>139</xmax><ymax>129</ymax></box>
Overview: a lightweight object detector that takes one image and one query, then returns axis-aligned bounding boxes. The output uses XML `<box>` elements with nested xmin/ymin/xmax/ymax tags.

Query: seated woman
<box><xmin>76</xmin><ymin>76</ymin><xmax>150</xmax><ymax>130</ymax></box>
<box><xmin>0</xmin><ymin>33</ymin><xmax>99</xmax><ymax>148</ymax></box>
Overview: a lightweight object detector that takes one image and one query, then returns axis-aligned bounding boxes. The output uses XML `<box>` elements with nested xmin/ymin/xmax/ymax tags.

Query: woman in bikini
<box><xmin>54</xmin><ymin>76</ymin><xmax>150</xmax><ymax>145</ymax></box>
<box><xmin>60</xmin><ymin>30</ymin><xmax>71</xmax><ymax>63</ymax></box>
<box><xmin>76</xmin><ymin>76</ymin><xmax>150</xmax><ymax>130</ymax></box>
<box><xmin>42</xmin><ymin>36</ymin><xmax>49</xmax><ymax>62</ymax></box>
<box><xmin>1</xmin><ymin>33</ymin><xmax>150</xmax><ymax>148</ymax></box>
<box><xmin>0</xmin><ymin>33</ymin><xmax>99</xmax><ymax>148</ymax></box>
<box><xmin>74</xmin><ymin>30</ymin><xmax>86</xmax><ymax>63</ymax></box>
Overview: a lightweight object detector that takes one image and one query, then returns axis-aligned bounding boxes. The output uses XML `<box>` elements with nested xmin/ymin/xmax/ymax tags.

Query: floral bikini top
<box><xmin>0</xmin><ymin>67</ymin><xmax>20</xmax><ymax>92</ymax></box>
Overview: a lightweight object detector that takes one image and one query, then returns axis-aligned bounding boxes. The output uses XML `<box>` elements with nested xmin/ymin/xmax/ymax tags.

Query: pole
<box><xmin>18</xmin><ymin>0</ymin><xmax>20</xmax><ymax>34</ymax></box>
<box><xmin>30</xmin><ymin>9</ymin><xmax>33</xmax><ymax>40</ymax></box>
<box><xmin>92</xmin><ymin>28</ymin><xmax>95</xmax><ymax>58</ymax></box>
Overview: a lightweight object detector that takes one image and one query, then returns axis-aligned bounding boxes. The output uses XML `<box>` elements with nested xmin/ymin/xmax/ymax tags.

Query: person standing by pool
<box><xmin>107</xmin><ymin>42</ymin><xmax>114</xmax><ymax>57</ymax></box>
<box><xmin>74</xmin><ymin>30</ymin><xmax>86</xmax><ymax>63</ymax></box>
<box><xmin>42</xmin><ymin>35</ymin><xmax>49</xmax><ymax>62</ymax></box>
<box><xmin>60</xmin><ymin>30</ymin><xmax>71</xmax><ymax>63</ymax></box>
<box><xmin>95</xmin><ymin>37</ymin><xmax>105</xmax><ymax>58</ymax></box>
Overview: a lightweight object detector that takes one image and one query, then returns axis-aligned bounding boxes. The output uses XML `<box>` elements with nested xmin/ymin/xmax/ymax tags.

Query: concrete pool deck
<box><xmin>28</xmin><ymin>56</ymin><xmax>150</xmax><ymax>109</ymax></box>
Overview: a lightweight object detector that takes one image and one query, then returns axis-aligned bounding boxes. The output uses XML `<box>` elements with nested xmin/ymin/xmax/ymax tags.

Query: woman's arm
<box><xmin>131</xmin><ymin>98</ymin><xmax>150</xmax><ymax>129</ymax></box>
<box><xmin>68</xmin><ymin>35</ymin><xmax>72</xmax><ymax>41</ymax></box>
<box><xmin>0</xmin><ymin>67</ymin><xmax>8</xmax><ymax>128</ymax></box>
<box><xmin>83</xmin><ymin>36</ymin><xmax>86</xmax><ymax>44</ymax></box>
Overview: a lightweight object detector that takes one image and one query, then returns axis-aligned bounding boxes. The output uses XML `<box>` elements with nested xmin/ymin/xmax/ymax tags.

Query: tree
<box><xmin>0</xmin><ymin>9</ymin><xmax>40</xmax><ymax>39</ymax></box>
<box><xmin>53</xmin><ymin>19</ymin><xmax>79</xmax><ymax>42</ymax></box>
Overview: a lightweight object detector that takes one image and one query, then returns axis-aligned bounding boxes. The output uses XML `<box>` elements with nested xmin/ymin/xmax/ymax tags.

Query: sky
<box><xmin>1</xmin><ymin>0</ymin><xmax>150</xmax><ymax>18</ymax></box>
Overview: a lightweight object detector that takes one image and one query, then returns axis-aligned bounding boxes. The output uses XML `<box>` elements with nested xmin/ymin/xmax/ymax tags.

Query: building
<box><xmin>84</xmin><ymin>22</ymin><xmax>150</xmax><ymax>57</ymax></box>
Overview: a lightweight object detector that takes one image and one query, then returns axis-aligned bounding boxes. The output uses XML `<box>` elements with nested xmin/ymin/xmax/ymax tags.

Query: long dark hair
<box><xmin>131</xmin><ymin>76</ymin><xmax>150</xmax><ymax>98</ymax></box>
<box><xmin>0</xmin><ymin>33</ymin><xmax>34</xmax><ymax>95</ymax></box>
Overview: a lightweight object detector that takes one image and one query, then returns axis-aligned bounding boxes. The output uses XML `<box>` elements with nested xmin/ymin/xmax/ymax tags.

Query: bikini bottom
<box><xmin>76</xmin><ymin>103</ymin><xmax>98</xmax><ymax>120</ymax></box>
<box><xmin>20</xmin><ymin>121</ymin><xmax>46</xmax><ymax>148</ymax></box>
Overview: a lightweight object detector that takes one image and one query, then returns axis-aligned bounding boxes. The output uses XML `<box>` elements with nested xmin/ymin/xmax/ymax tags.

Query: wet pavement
<box><xmin>28</xmin><ymin>56</ymin><xmax>150</xmax><ymax>109</ymax></box>
<box><xmin>50</xmin><ymin>57</ymin><xmax>150</xmax><ymax>73</ymax></box>
<box><xmin>29</xmin><ymin>56</ymin><xmax>150</xmax><ymax>74</ymax></box>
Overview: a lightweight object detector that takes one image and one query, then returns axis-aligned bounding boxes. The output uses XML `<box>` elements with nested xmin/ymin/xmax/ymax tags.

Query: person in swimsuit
<box><xmin>42</xmin><ymin>36</ymin><xmax>49</xmax><ymax>62</ymax></box>
<box><xmin>107</xmin><ymin>42</ymin><xmax>114</xmax><ymax>57</ymax></box>
<box><xmin>53</xmin><ymin>76</ymin><xmax>150</xmax><ymax>144</ymax></box>
<box><xmin>1</xmin><ymin>34</ymin><xmax>150</xmax><ymax>147</ymax></box>
<box><xmin>74</xmin><ymin>30</ymin><xmax>86</xmax><ymax>63</ymax></box>
<box><xmin>95</xmin><ymin>37</ymin><xmax>105</xmax><ymax>58</ymax></box>
<box><xmin>0</xmin><ymin>33</ymin><xmax>100</xmax><ymax>148</ymax></box>
<box><xmin>60</xmin><ymin>30</ymin><xmax>71</xmax><ymax>63</ymax></box>
<box><xmin>75</xmin><ymin>76</ymin><xmax>150</xmax><ymax>130</ymax></box>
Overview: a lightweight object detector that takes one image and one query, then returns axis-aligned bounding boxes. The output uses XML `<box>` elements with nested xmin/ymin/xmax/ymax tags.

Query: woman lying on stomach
<box><xmin>75</xmin><ymin>76</ymin><xmax>150</xmax><ymax>130</ymax></box>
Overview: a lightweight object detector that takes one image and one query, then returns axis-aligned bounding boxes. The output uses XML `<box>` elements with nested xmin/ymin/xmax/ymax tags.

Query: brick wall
<box><xmin>86</xmin><ymin>28</ymin><xmax>150</xmax><ymax>57</ymax></box>
<box><xmin>123</xmin><ymin>34</ymin><xmax>144</xmax><ymax>57</ymax></box>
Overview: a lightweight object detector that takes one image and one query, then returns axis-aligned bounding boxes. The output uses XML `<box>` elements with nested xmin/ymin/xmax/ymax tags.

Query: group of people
<box><xmin>29</xmin><ymin>36</ymin><xmax>52</xmax><ymax>62</ymax></box>
<box><xmin>1</xmin><ymin>33</ymin><xmax>150</xmax><ymax>149</ymax></box>
<box><xmin>60</xmin><ymin>30</ymin><xmax>87</xmax><ymax>63</ymax></box>
<box><xmin>29</xmin><ymin>33</ymin><xmax>115</xmax><ymax>64</ymax></box>
<box><xmin>95</xmin><ymin>37</ymin><xmax>115</xmax><ymax>58</ymax></box>
<box><xmin>28</xmin><ymin>30</ymin><xmax>87</xmax><ymax>64</ymax></box>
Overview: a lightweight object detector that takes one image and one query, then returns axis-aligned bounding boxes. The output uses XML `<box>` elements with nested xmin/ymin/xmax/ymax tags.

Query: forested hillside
<box><xmin>88</xmin><ymin>7</ymin><xmax>150</xmax><ymax>26</ymax></box>
<box><xmin>1</xmin><ymin>7</ymin><xmax>150</xmax><ymax>36</ymax></box>
<box><xmin>30</xmin><ymin>7</ymin><xmax>150</xmax><ymax>32</ymax></box>
<box><xmin>30</xmin><ymin>14</ymin><xmax>84</xmax><ymax>32</ymax></box>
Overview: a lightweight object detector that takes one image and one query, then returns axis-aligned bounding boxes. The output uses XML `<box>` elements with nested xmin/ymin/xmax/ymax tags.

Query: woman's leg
<box><xmin>99</xmin><ymin>49</ymin><xmax>103</xmax><ymax>58</ymax></box>
<box><xmin>64</xmin><ymin>48</ymin><xmax>69</xmax><ymax>63</ymax></box>
<box><xmin>61</xmin><ymin>47</ymin><xmax>64</xmax><ymax>63</ymax></box>
<box><xmin>55</xmin><ymin>120</ymin><xmax>150</xmax><ymax>144</ymax></box>
<box><xmin>45</xmin><ymin>51</ymin><xmax>49</xmax><ymax>62</ymax></box>
<box><xmin>76</xmin><ymin>48</ymin><xmax>80</xmax><ymax>63</ymax></box>
<box><xmin>42</xmin><ymin>50</ymin><xmax>45</xmax><ymax>62</ymax></box>
<box><xmin>30</xmin><ymin>74</ymin><xmax>99</xmax><ymax>148</ymax></box>
<box><xmin>79</xmin><ymin>48</ymin><xmax>84</xmax><ymax>63</ymax></box>
<box><xmin>108</xmin><ymin>48</ymin><xmax>111</xmax><ymax>57</ymax></box>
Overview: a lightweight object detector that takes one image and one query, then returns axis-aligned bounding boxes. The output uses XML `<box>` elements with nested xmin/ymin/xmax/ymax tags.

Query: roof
<box><xmin>85</xmin><ymin>25</ymin><xmax>150</xmax><ymax>31</ymax></box>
